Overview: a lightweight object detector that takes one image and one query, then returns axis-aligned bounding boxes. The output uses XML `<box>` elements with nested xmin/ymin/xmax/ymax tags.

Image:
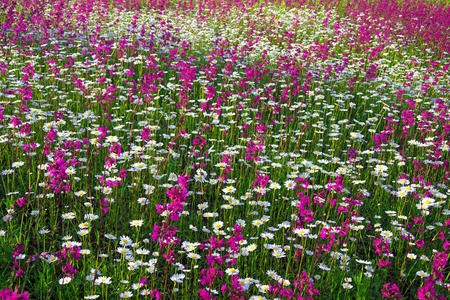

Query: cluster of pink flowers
<box><xmin>198</xmin><ymin>225</ymin><xmax>244</xmax><ymax>300</ymax></box>
<box><xmin>0</xmin><ymin>287</ymin><xmax>29</xmax><ymax>300</ymax></box>
<box><xmin>417</xmin><ymin>252</ymin><xmax>449</xmax><ymax>300</ymax></box>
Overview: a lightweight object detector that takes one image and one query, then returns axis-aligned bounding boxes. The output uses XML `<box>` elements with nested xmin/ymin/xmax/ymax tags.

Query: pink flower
<box><xmin>198</xmin><ymin>289</ymin><xmax>212</xmax><ymax>300</ymax></box>
<box><xmin>415</xmin><ymin>239</ymin><xmax>425</xmax><ymax>248</ymax></box>
<box><xmin>0</xmin><ymin>287</ymin><xmax>29</xmax><ymax>300</ymax></box>
<box><xmin>381</xmin><ymin>283</ymin><xmax>402</xmax><ymax>299</ymax></box>
<box><xmin>377</xmin><ymin>259</ymin><xmax>392</xmax><ymax>269</ymax></box>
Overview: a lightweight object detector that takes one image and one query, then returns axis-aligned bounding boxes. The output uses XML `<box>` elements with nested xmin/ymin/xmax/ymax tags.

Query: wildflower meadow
<box><xmin>0</xmin><ymin>0</ymin><xmax>449</xmax><ymax>299</ymax></box>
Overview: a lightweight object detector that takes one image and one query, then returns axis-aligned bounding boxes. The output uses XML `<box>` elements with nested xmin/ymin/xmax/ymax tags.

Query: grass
<box><xmin>0</xmin><ymin>0</ymin><xmax>448</xmax><ymax>299</ymax></box>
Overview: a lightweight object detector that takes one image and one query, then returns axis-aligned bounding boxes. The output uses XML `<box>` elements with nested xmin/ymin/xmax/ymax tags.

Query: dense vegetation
<box><xmin>0</xmin><ymin>0</ymin><xmax>448</xmax><ymax>299</ymax></box>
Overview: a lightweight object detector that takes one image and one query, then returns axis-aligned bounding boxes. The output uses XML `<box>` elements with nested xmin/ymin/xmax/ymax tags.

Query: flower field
<box><xmin>0</xmin><ymin>0</ymin><xmax>449</xmax><ymax>299</ymax></box>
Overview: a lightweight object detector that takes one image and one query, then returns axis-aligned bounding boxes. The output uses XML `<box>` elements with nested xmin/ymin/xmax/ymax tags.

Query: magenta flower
<box><xmin>0</xmin><ymin>287</ymin><xmax>29</xmax><ymax>300</ymax></box>
<box><xmin>381</xmin><ymin>283</ymin><xmax>402</xmax><ymax>299</ymax></box>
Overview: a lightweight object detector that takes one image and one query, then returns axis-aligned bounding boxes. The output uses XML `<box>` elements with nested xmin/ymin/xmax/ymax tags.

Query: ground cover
<box><xmin>0</xmin><ymin>0</ymin><xmax>448</xmax><ymax>299</ymax></box>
